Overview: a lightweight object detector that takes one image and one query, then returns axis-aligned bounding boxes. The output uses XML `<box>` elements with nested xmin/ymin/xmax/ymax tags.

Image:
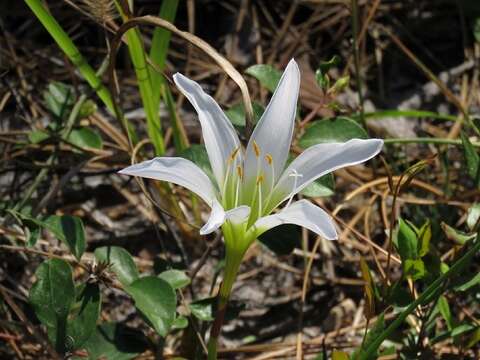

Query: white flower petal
<box><xmin>225</xmin><ymin>205</ymin><xmax>251</xmax><ymax>225</ymax></box>
<box><xmin>200</xmin><ymin>200</ymin><xmax>226</xmax><ymax>235</ymax></box>
<box><xmin>267</xmin><ymin>139</ymin><xmax>383</xmax><ymax>210</ymax></box>
<box><xmin>243</xmin><ymin>59</ymin><xmax>300</xmax><ymax>200</ymax></box>
<box><xmin>119</xmin><ymin>157</ymin><xmax>217</xmax><ymax>205</ymax></box>
<box><xmin>254</xmin><ymin>200</ymin><xmax>337</xmax><ymax>240</ymax></box>
<box><xmin>174</xmin><ymin>73</ymin><xmax>242</xmax><ymax>188</ymax></box>
<box><xmin>200</xmin><ymin>205</ymin><xmax>250</xmax><ymax>235</ymax></box>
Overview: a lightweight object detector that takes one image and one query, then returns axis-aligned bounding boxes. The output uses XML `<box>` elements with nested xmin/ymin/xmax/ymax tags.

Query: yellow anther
<box><xmin>265</xmin><ymin>153</ymin><xmax>273</xmax><ymax>165</ymax></box>
<box><xmin>256</xmin><ymin>174</ymin><xmax>264</xmax><ymax>185</ymax></box>
<box><xmin>253</xmin><ymin>140</ymin><xmax>261</xmax><ymax>158</ymax></box>
<box><xmin>228</xmin><ymin>147</ymin><xmax>240</xmax><ymax>163</ymax></box>
<box><xmin>236</xmin><ymin>165</ymin><xmax>243</xmax><ymax>179</ymax></box>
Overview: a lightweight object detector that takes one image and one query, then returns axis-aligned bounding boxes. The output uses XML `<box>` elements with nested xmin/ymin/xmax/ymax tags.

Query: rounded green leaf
<box><xmin>158</xmin><ymin>269</ymin><xmax>191</xmax><ymax>290</ymax></box>
<box><xmin>44</xmin><ymin>215</ymin><xmax>86</xmax><ymax>260</ymax></box>
<box><xmin>127</xmin><ymin>276</ymin><xmax>176</xmax><ymax>337</ymax></box>
<box><xmin>29</xmin><ymin>259</ymin><xmax>75</xmax><ymax>352</ymax></box>
<box><xmin>82</xmin><ymin>323</ymin><xmax>148</xmax><ymax>360</ymax></box>
<box><xmin>225</xmin><ymin>102</ymin><xmax>264</xmax><ymax>127</ymax></box>
<box><xmin>68</xmin><ymin>127</ymin><xmax>103</xmax><ymax>150</ymax></box>
<box><xmin>30</xmin><ymin>259</ymin><xmax>75</xmax><ymax>327</ymax></box>
<box><xmin>245</xmin><ymin>64</ymin><xmax>282</xmax><ymax>92</ymax></box>
<box><xmin>298</xmin><ymin>117</ymin><xmax>368</xmax><ymax>148</ymax></box>
<box><xmin>94</xmin><ymin>246</ymin><xmax>139</xmax><ymax>287</ymax></box>
<box><xmin>66</xmin><ymin>283</ymin><xmax>101</xmax><ymax>351</ymax></box>
<box><xmin>300</xmin><ymin>173</ymin><xmax>335</xmax><ymax>197</ymax></box>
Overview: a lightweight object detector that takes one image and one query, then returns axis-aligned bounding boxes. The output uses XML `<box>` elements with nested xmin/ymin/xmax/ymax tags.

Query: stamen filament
<box><xmin>234</xmin><ymin>165</ymin><xmax>242</xmax><ymax>207</ymax></box>
<box><xmin>285</xmin><ymin>169</ymin><xmax>303</xmax><ymax>209</ymax></box>
<box><xmin>265</xmin><ymin>153</ymin><xmax>275</xmax><ymax>197</ymax></box>
<box><xmin>257</xmin><ymin>175</ymin><xmax>264</xmax><ymax>216</ymax></box>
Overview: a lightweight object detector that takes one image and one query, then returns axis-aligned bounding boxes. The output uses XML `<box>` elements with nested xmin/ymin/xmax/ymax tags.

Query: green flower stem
<box><xmin>359</xmin><ymin>236</ymin><xmax>480</xmax><ymax>360</ymax></box>
<box><xmin>207</xmin><ymin>227</ymin><xmax>251</xmax><ymax>360</ymax></box>
<box><xmin>24</xmin><ymin>0</ymin><xmax>115</xmax><ymax>114</ymax></box>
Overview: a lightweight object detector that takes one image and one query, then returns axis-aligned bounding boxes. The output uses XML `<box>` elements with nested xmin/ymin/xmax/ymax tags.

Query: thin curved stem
<box><xmin>384</xmin><ymin>137</ymin><xmax>480</xmax><ymax>147</ymax></box>
<box><xmin>207</xmin><ymin>232</ymin><xmax>246</xmax><ymax>360</ymax></box>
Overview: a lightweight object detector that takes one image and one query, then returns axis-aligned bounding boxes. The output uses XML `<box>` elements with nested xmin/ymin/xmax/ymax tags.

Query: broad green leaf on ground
<box><xmin>94</xmin><ymin>246</ymin><xmax>139</xmax><ymax>287</ymax></box>
<box><xmin>82</xmin><ymin>323</ymin><xmax>148</xmax><ymax>360</ymax></box>
<box><xmin>44</xmin><ymin>215</ymin><xmax>86</xmax><ymax>260</ymax></box>
<box><xmin>29</xmin><ymin>259</ymin><xmax>75</xmax><ymax>353</ymax></box>
<box><xmin>245</xmin><ymin>64</ymin><xmax>281</xmax><ymax>92</ymax></box>
<box><xmin>127</xmin><ymin>276</ymin><xmax>176</xmax><ymax>337</ymax></box>
<box><xmin>300</xmin><ymin>173</ymin><xmax>335</xmax><ymax>197</ymax></box>
<box><xmin>225</xmin><ymin>102</ymin><xmax>264</xmax><ymax>127</ymax></box>
<box><xmin>298</xmin><ymin>117</ymin><xmax>368</xmax><ymax>148</ymax></box>
<box><xmin>9</xmin><ymin>211</ymin><xmax>85</xmax><ymax>256</ymax></box>
<box><xmin>66</xmin><ymin>283</ymin><xmax>101</xmax><ymax>351</ymax></box>
<box><xmin>158</xmin><ymin>269</ymin><xmax>191</xmax><ymax>289</ymax></box>
<box><xmin>67</xmin><ymin>127</ymin><xmax>103</xmax><ymax>150</ymax></box>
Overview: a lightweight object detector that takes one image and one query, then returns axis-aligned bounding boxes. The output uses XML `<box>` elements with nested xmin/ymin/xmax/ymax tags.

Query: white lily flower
<box><xmin>119</xmin><ymin>59</ymin><xmax>383</xmax><ymax>253</ymax></box>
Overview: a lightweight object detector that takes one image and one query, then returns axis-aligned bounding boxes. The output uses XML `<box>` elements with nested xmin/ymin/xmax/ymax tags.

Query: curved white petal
<box><xmin>243</xmin><ymin>59</ymin><xmax>300</xmax><ymax>201</ymax></box>
<box><xmin>200</xmin><ymin>200</ymin><xmax>226</xmax><ymax>235</ymax></box>
<box><xmin>267</xmin><ymin>139</ymin><xmax>383</xmax><ymax>210</ymax></box>
<box><xmin>200</xmin><ymin>205</ymin><xmax>251</xmax><ymax>235</ymax></box>
<box><xmin>254</xmin><ymin>200</ymin><xmax>337</xmax><ymax>240</ymax></box>
<box><xmin>225</xmin><ymin>205</ymin><xmax>250</xmax><ymax>225</ymax></box>
<box><xmin>119</xmin><ymin>157</ymin><xmax>217</xmax><ymax>205</ymax></box>
<box><xmin>174</xmin><ymin>73</ymin><xmax>242</xmax><ymax>188</ymax></box>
